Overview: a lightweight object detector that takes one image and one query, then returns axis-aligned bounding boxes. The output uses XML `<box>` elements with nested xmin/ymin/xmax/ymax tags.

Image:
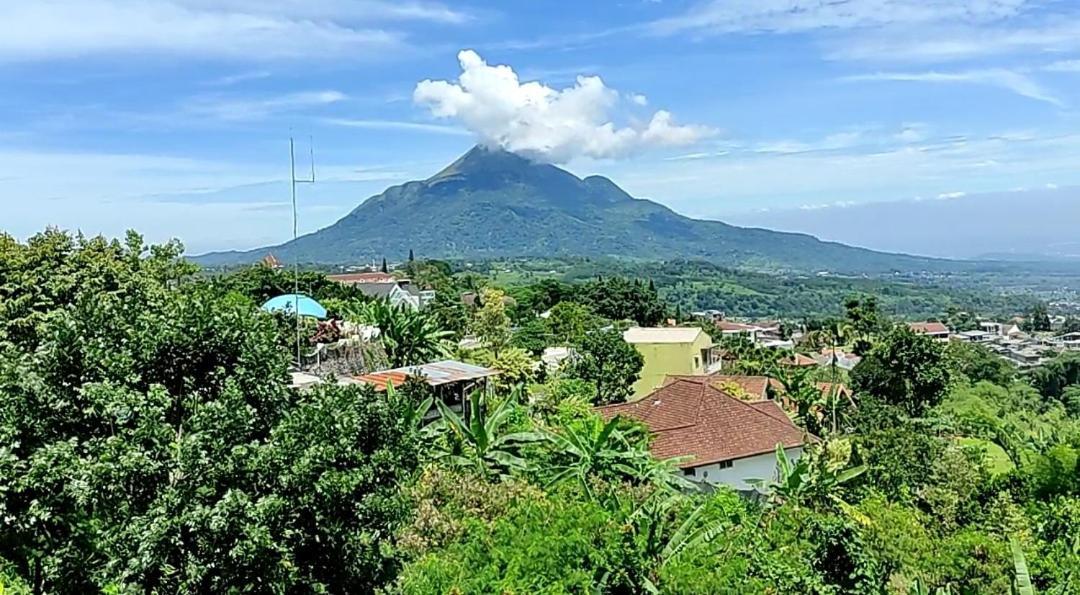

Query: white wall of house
<box><xmin>684</xmin><ymin>446</ymin><xmax>804</xmax><ymax>490</ymax></box>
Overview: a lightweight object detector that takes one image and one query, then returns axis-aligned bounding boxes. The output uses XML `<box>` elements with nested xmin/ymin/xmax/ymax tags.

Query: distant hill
<box><xmin>196</xmin><ymin>146</ymin><xmax>956</xmax><ymax>273</ymax></box>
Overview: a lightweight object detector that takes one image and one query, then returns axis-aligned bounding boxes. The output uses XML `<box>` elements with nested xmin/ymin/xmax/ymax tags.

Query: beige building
<box><xmin>623</xmin><ymin>327</ymin><xmax>716</xmax><ymax>399</ymax></box>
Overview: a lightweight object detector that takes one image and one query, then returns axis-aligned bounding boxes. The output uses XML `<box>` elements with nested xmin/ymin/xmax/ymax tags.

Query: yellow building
<box><xmin>623</xmin><ymin>327</ymin><xmax>716</xmax><ymax>399</ymax></box>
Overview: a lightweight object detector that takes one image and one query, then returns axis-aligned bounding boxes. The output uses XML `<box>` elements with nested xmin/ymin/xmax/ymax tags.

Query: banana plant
<box><xmin>629</xmin><ymin>492</ymin><xmax>734</xmax><ymax>594</ymax></box>
<box><xmin>543</xmin><ymin>416</ymin><xmax>694</xmax><ymax>498</ymax></box>
<box><xmin>432</xmin><ymin>389</ymin><xmax>543</xmax><ymax>479</ymax></box>
<box><xmin>749</xmin><ymin>442</ymin><xmax>867</xmax><ymax>519</ymax></box>
<box><xmin>1011</xmin><ymin>539</ymin><xmax>1036</xmax><ymax>595</ymax></box>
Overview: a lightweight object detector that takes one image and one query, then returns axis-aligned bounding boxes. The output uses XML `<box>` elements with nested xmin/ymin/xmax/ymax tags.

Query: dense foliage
<box><xmin>4</xmin><ymin>229</ymin><xmax>1080</xmax><ymax>594</ymax></box>
<box><xmin>0</xmin><ymin>231</ymin><xmax>418</xmax><ymax>592</ymax></box>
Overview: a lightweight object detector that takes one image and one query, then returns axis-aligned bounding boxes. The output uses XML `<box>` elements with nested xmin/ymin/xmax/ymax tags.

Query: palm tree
<box><xmin>432</xmin><ymin>390</ymin><xmax>542</xmax><ymax>479</ymax></box>
<box><xmin>802</xmin><ymin>319</ymin><xmax>853</xmax><ymax>433</ymax></box>
<box><xmin>772</xmin><ymin>365</ymin><xmax>828</xmax><ymax>436</ymax></box>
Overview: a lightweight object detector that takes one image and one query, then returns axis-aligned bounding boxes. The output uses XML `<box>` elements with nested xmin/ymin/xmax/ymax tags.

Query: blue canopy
<box><xmin>261</xmin><ymin>294</ymin><xmax>327</xmax><ymax>319</ymax></box>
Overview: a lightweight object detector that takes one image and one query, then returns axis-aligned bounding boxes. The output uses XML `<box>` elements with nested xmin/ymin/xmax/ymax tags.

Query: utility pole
<box><xmin>290</xmin><ymin>136</ymin><xmax>316</xmax><ymax>368</ymax></box>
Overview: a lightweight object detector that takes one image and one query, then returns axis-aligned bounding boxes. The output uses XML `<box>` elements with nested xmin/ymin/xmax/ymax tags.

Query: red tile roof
<box><xmin>596</xmin><ymin>377</ymin><xmax>809</xmax><ymax>468</ymax></box>
<box><xmin>909</xmin><ymin>321</ymin><xmax>949</xmax><ymax>335</ymax></box>
<box><xmin>782</xmin><ymin>353</ymin><xmax>820</xmax><ymax>367</ymax></box>
<box><xmin>715</xmin><ymin>320</ymin><xmax>761</xmax><ymax>332</ymax></box>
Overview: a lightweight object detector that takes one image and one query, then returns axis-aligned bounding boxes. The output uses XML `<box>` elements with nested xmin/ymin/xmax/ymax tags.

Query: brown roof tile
<box><xmin>909</xmin><ymin>321</ymin><xmax>949</xmax><ymax>335</ymax></box>
<box><xmin>597</xmin><ymin>377</ymin><xmax>808</xmax><ymax>467</ymax></box>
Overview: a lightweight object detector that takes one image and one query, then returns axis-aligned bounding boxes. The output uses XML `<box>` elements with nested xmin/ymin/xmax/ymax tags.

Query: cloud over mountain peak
<box><xmin>413</xmin><ymin>50</ymin><xmax>712</xmax><ymax>163</ymax></box>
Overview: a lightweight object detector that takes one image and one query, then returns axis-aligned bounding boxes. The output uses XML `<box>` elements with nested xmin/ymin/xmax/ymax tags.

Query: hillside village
<box><xmin>270</xmin><ymin>255</ymin><xmax>1080</xmax><ymax>494</ymax></box>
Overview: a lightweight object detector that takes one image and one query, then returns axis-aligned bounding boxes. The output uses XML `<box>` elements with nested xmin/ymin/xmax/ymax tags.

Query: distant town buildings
<box><xmin>327</xmin><ymin>273</ymin><xmax>435</xmax><ymax>310</ymax></box>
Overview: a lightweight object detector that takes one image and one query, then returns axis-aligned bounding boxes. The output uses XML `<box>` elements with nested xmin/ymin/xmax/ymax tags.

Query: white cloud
<box><xmin>754</xmin><ymin>131</ymin><xmax>865</xmax><ymax>155</ymax></box>
<box><xmin>413</xmin><ymin>50</ymin><xmax>712</xmax><ymax>162</ymax></box>
<box><xmin>828</xmin><ymin>20</ymin><xmax>1080</xmax><ymax>63</ymax></box>
<box><xmin>1043</xmin><ymin>59</ymin><xmax>1080</xmax><ymax>72</ymax></box>
<box><xmin>323</xmin><ymin>118</ymin><xmax>470</xmax><ymax>135</ymax></box>
<box><xmin>895</xmin><ymin>123</ymin><xmax>930</xmax><ymax>143</ymax></box>
<box><xmin>0</xmin><ymin>0</ymin><xmax>467</xmax><ymax>62</ymax></box>
<box><xmin>595</xmin><ymin>127</ymin><xmax>1080</xmax><ymax>218</ymax></box>
<box><xmin>936</xmin><ymin>191</ymin><xmax>967</xmax><ymax>199</ymax></box>
<box><xmin>844</xmin><ymin>69</ymin><xmax>1064</xmax><ymax>107</ymax></box>
<box><xmin>186</xmin><ymin>91</ymin><xmax>347</xmax><ymax>121</ymax></box>
<box><xmin>650</xmin><ymin>0</ymin><xmax>1031</xmax><ymax>36</ymax></box>
<box><xmin>630</xmin><ymin>93</ymin><xmax>649</xmax><ymax>106</ymax></box>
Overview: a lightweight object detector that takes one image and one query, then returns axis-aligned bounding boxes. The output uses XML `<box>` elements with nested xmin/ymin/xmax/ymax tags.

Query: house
<box><xmin>327</xmin><ymin>271</ymin><xmax>397</xmax><ymax>284</ymax></box>
<box><xmin>813</xmin><ymin>349</ymin><xmax>862</xmax><ymax>371</ymax></box>
<box><xmin>980</xmin><ymin>321</ymin><xmax>1023</xmax><ymax>338</ymax></box>
<box><xmin>541</xmin><ymin>346</ymin><xmax>573</xmax><ymax>370</ymax></box>
<box><xmin>715</xmin><ymin>320</ymin><xmax>765</xmax><ymax>342</ymax></box>
<box><xmin>908</xmin><ymin>321</ymin><xmax>950</xmax><ymax>341</ymax></box>
<box><xmin>953</xmin><ymin>329</ymin><xmax>993</xmax><ymax>343</ymax></box>
<box><xmin>350</xmin><ymin>359</ymin><xmax>500</xmax><ymax>420</ymax></box>
<box><xmin>328</xmin><ymin>272</ymin><xmax>435</xmax><ymax>310</ymax></box>
<box><xmin>351</xmin><ymin>282</ymin><xmax>420</xmax><ymax>310</ymax></box>
<box><xmin>261</xmin><ymin>253</ymin><xmax>283</xmax><ymax>269</ymax></box>
<box><xmin>623</xmin><ymin>327</ymin><xmax>717</xmax><ymax>399</ymax></box>
<box><xmin>781</xmin><ymin>353</ymin><xmax>820</xmax><ymax>367</ymax></box>
<box><xmin>1053</xmin><ymin>332</ymin><xmax>1080</xmax><ymax>351</ymax></box>
<box><xmin>596</xmin><ymin>376</ymin><xmax>811</xmax><ymax>490</ymax></box>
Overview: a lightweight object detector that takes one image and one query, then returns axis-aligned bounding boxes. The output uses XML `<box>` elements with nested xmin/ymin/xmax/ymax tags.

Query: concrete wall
<box><xmin>630</xmin><ymin>333</ymin><xmax>714</xmax><ymax>398</ymax></box>
<box><xmin>684</xmin><ymin>446</ymin><xmax>805</xmax><ymax>491</ymax></box>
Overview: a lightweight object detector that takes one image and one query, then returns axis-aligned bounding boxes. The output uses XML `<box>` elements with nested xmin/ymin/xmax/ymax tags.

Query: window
<box><xmin>717</xmin><ymin>460</ymin><xmax>733</xmax><ymax>470</ymax></box>
<box><xmin>682</xmin><ymin>468</ymin><xmax>695</xmax><ymax>477</ymax></box>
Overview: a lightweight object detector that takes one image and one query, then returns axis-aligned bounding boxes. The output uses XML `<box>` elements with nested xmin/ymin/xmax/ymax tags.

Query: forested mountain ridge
<box><xmin>196</xmin><ymin>146</ymin><xmax>954</xmax><ymax>274</ymax></box>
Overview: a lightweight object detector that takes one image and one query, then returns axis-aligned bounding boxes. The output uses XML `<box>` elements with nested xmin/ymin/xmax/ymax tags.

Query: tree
<box><xmin>577</xmin><ymin>277</ymin><xmax>667</xmax><ymax>326</ymax></box>
<box><xmin>749</xmin><ymin>441</ymin><xmax>866</xmax><ymax>512</ymax></box>
<box><xmin>565</xmin><ymin>328</ymin><xmax>643</xmax><ymax>405</ymax></box>
<box><xmin>844</xmin><ymin>295</ymin><xmax>887</xmax><ymax>355</ymax></box>
<box><xmin>546</xmin><ymin>301</ymin><xmax>599</xmax><ymax>345</ymax></box>
<box><xmin>381</xmin><ymin>257</ymin><xmax>389</xmax><ymax>273</ymax></box>
<box><xmin>426</xmin><ymin>290</ymin><xmax>469</xmax><ymax>339</ymax></box>
<box><xmin>408</xmin><ymin>248</ymin><xmax>415</xmax><ymax>262</ymax></box>
<box><xmin>511</xmin><ymin>317</ymin><xmax>552</xmax><ymax>355</ymax></box>
<box><xmin>1023</xmin><ymin>303</ymin><xmax>1052</xmax><ymax>332</ymax></box>
<box><xmin>851</xmin><ymin>326</ymin><xmax>952</xmax><ymax>418</ymax></box>
<box><xmin>1030</xmin><ymin>352</ymin><xmax>1080</xmax><ymax>401</ymax></box>
<box><xmin>474</xmin><ymin>346</ymin><xmax>537</xmax><ymax>392</ymax></box>
<box><xmin>472</xmin><ymin>287</ymin><xmax>512</xmax><ymax>356</ymax></box>
<box><xmin>947</xmin><ymin>341</ymin><xmax>1015</xmax><ymax>386</ymax></box>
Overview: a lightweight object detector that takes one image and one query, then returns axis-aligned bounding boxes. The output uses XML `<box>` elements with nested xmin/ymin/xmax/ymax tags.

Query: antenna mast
<box><xmin>290</xmin><ymin>136</ymin><xmax>316</xmax><ymax>368</ymax></box>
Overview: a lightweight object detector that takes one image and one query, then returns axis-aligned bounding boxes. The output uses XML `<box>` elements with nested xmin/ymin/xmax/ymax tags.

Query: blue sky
<box><xmin>3</xmin><ymin>0</ymin><xmax>1080</xmax><ymax>254</ymax></box>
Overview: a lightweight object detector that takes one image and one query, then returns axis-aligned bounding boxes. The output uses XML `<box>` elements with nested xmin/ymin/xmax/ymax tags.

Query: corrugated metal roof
<box><xmin>623</xmin><ymin>326</ymin><xmax>708</xmax><ymax>344</ymax></box>
<box><xmin>354</xmin><ymin>359</ymin><xmax>499</xmax><ymax>390</ymax></box>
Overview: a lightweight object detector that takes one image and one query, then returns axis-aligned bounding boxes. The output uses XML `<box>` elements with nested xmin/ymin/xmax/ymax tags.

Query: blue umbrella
<box><xmin>261</xmin><ymin>293</ymin><xmax>328</xmax><ymax>319</ymax></box>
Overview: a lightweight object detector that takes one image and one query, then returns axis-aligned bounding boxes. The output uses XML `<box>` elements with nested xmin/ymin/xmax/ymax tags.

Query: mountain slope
<box><xmin>196</xmin><ymin>146</ymin><xmax>950</xmax><ymax>273</ymax></box>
